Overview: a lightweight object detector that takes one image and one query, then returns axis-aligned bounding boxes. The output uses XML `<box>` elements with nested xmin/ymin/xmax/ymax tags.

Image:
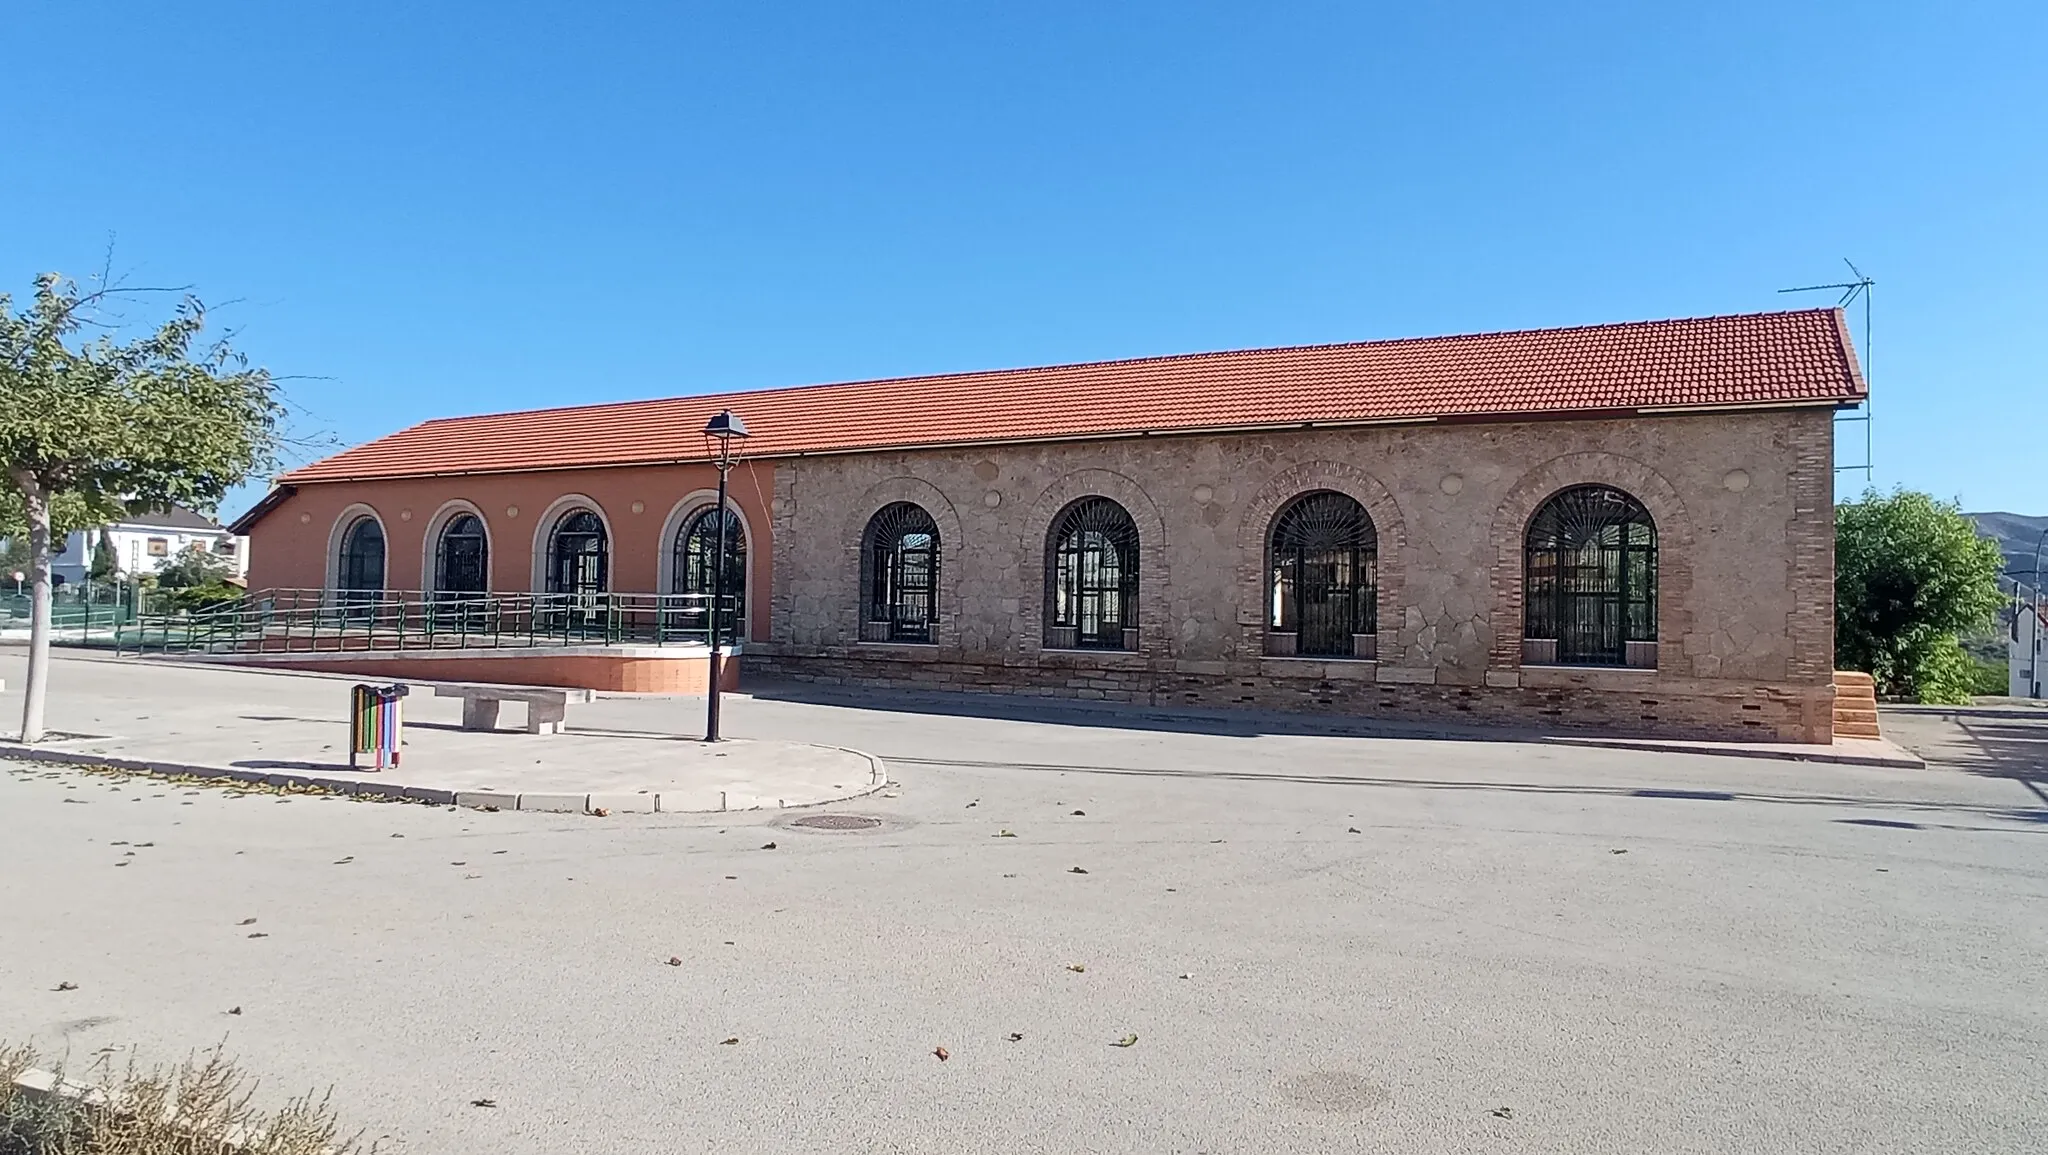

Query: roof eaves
<box><xmin>1632</xmin><ymin>399</ymin><xmax>1858</xmax><ymax>416</ymax></box>
<box><xmin>1831</xmin><ymin>306</ymin><xmax>1870</xmax><ymax>399</ymax></box>
<box><xmin>226</xmin><ymin>485</ymin><xmax>298</xmax><ymax>535</ymax></box>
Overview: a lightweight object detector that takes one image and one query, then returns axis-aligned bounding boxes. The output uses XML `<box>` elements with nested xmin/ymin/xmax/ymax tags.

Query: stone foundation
<box><xmin>743</xmin><ymin>647</ymin><xmax>1833</xmax><ymax>743</ymax></box>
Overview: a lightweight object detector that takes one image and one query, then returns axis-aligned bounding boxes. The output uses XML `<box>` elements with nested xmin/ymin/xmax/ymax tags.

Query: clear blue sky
<box><xmin>5</xmin><ymin>1</ymin><xmax>2041</xmax><ymax>518</ymax></box>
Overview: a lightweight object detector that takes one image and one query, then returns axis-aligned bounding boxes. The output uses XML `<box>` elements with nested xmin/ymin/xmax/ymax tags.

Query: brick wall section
<box><xmin>756</xmin><ymin>409</ymin><xmax>1837</xmax><ymax>742</ymax></box>
<box><xmin>226</xmin><ymin>651</ymin><xmax>737</xmax><ymax>693</ymax></box>
<box><xmin>244</xmin><ymin>461</ymin><xmax>777</xmax><ymax>642</ymax></box>
<box><xmin>741</xmin><ymin>650</ymin><xmax>1814</xmax><ymax>741</ymax></box>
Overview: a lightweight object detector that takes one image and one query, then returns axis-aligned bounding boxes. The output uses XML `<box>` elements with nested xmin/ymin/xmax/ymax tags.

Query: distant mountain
<box><xmin>1968</xmin><ymin>511</ymin><xmax>2048</xmax><ymax>592</ymax></box>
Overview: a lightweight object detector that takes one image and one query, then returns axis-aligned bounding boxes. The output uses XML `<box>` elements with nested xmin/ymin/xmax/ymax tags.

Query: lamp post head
<box><xmin>702</xmin><ymin>410</ymin><xmax>750</xmax><ymax>468</ymax></box>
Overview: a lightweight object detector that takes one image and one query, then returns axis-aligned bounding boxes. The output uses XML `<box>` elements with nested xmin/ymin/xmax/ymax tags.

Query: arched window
<box><xmin>1524</xmin><ymin>485</ymin><xmax>1657</xmax><ymax>667</ymax></box>
<box><xmin>1045</xmin><ymin>497</ymin><xmax>1139</xmax><ymax>650</ymax></box>
<box><xmin>435</xmin><ymin>514</ymin><xmax>489</xmax><ymax>595</ymax></box>
<box><xmin>547</xmin><ymin>509</ymin><xmax>609</xmax><ymax>597</ymax></box>
<box><xmin>1267</xmin><ymin>491</ymin><xmax>1377</xmax><ymax>658</ymax></box>
<box><xmin>673</xmin><ymin>506</ymin><xmax>746</xmax><ymax>645</ymax></box>
<box><xmin>337</xmin><ymin>516</ymin><xmax>385</xmax><ymax>601</ymax></box>
<box><xmin>861</xmin><ymin>502</ymin><xmax>939</xmax><ymax>643</ymax></box>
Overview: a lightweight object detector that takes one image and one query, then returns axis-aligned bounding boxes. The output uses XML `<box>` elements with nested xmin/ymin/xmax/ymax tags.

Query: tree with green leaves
<box><xmin>1</xmin><ymin>273</ymin><xmax>283</xmax><ymax>742</ymax></box>
<box><xmin>1835</xmin><ymin>488</ymin><xmax>2007</xmax><ymax>704</ymax></box>
<box><xmin>154</xmin><ymin>541</ymin><xmax>233</xmax><ymax>590</ymax></box>
<box><xmin>89</xmin><ymin>528</ymin><xmax>118</xmax><ymax>580</ymax></box>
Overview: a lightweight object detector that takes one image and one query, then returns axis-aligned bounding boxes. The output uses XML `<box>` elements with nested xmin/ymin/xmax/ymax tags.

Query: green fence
<box><xmin>0</xmin><ymin>582</ymin><xmax>144</xmax><ymax>635</ymax></box>
<box><xmin>113</xmin><ymin>588</ymin><xmax>742</xmax><ymax>656</ymax></box>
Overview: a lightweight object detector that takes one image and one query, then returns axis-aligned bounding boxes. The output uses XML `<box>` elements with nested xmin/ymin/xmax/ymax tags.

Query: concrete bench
<box><xmin>431</xmin><ymin>683</ymin><xmax>596</xmax><ymax>735</ymax></box>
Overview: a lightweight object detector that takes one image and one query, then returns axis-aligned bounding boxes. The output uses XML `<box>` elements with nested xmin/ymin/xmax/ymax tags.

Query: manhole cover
<box><xmin>789</xmin><ymin>813</ymin><xmax>884</xmax><ymax>832</ymax></box>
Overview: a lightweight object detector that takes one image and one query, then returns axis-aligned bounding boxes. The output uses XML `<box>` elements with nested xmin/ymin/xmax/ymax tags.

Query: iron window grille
<box><xmin>435</xmin><ymin>514</ymin><xmax>489</xmax><ymax>595</ymax></box>
<box><xmin>862</xmin><ymin>502</ymin><xmax>940</xmax><ymax>643</ymax></box>
<box><xmin>548</xmin><ymin>510</ymin><xmax>609</xmax><ymax>598</ymax></box>
<box><xmin>1524</xmin><ymin>485</ymin><xmax>1657</xmax><ymax>666</ymax></box>
<box><xmin>1046</xmin><ymin>496</ymin><xmax>1139</xmax><ymax>649</ymax></box>
<box><xmin>1268</xmin><ymin>491</ymin><xmax>1378</xmax><ymax>657</ymax></box>
<box><xmin>337</xmin><ymin>517</ymin><xmax>385</xmax><ymax>605</ymax></box>
<box><xmin>674</xmin><ymin>506</ymin><xmax>747</xmax><ymax>645</ymax></box>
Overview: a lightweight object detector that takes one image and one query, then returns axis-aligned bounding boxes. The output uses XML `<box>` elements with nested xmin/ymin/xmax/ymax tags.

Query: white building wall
<box><xmin>2014</xmin><ymin>605</ymin><xmax>2044</xmax><ymax>699</ymax></box>
<box><xmin>34</xmin><ymin>522</ymin><xmax>250</xmax><ymax>585</ymax></box>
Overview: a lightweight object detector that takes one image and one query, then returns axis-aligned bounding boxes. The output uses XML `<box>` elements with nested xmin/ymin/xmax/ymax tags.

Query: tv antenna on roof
<box><xmin>1778</xmin><ymin>258</ymin><xmax>1874</xmax><ymax>482</ymax></box>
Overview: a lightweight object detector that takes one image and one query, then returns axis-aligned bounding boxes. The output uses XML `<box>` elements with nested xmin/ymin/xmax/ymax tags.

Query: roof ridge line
<box><xmin>404</xmin><ymin>307</ymin><xmax>1842</xmax><ymax>428</ymax></box>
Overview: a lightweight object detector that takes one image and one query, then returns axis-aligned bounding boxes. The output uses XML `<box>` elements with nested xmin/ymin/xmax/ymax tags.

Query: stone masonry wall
<box><xmin>750</xmin><ymin>408</ymin><xmax>1838</xmax><ymax>742</ymax></box>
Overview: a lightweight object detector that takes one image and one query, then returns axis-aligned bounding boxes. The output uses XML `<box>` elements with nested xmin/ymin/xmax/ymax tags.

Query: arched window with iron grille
<box><xmin>674</xmin><ymin>506</ymin><xmax>747</xmax><ymax>645</ymax></box>
<box><xmin>1523</xmin><ymin>485</ymin><xmax>1657</xmax><ymax>667</ymax></box>
<box><xmin>435</xmin><ymin>514</ymin><xmax>489</xmax><ymax>595</ymax></box>
<box><xmin>1267</xmin><ymin>491</ymin><xmax>1377</xmax><ymax>658</ymax></box>
<box><xmin>861</xmin><ymin>502</ymin><xmax>940</xmax><ymax>643</ymax></box>
<box><xmin>337</xmin><ymin>516</ymin><xmax>385</xmax><ymax>602</ymax></box>
<box><xmin>547</xmin><ymin>509</ymin><xmax>609</xmax><ymax>597</ymax></box>
<box><xmin>1045</xmin><ymin>497</ymin><xmax>1139</xmax><ymax>650</ymax></box>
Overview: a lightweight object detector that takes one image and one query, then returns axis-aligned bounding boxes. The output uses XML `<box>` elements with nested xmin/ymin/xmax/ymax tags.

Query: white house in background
<box><xmin>2014</xmin><ymin>601</ymin><xmax>2046</xmax><ymax>699</ymax></box>
<box><xmin>38</xmin><ymin>506</ymin><xmax>250</xmax><ymax>586</ymax></box>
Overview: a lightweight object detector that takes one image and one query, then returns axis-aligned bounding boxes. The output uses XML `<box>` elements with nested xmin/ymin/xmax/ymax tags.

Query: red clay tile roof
<box><xmin>282</xmin><ymin>308</ymin><xmax>1864</xmax><ymax>484</ymax></box>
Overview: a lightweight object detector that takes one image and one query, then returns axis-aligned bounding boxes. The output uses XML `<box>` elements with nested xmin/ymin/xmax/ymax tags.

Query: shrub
<box><xmin>0</xmin><ymin>1040</ymin><xmax>372</xmax><ymax>1154</ymax></box>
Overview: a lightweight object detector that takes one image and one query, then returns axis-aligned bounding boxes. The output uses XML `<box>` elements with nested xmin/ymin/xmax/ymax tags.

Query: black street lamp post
<box><xmin>702</xmin><ymin>409</ymin><xmax>750</xmax><ymax>741</ymax></box>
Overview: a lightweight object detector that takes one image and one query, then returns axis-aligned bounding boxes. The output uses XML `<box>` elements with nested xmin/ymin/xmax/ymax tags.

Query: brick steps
<box><xmin>1833</xmin><ymin>671</ymin><xmax>1881</xmax><ymax>740</ymax></box>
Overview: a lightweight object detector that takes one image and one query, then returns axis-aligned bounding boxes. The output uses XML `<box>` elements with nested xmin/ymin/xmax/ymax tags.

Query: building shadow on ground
<box><xmin>1877</xmin><ymin>705</ymin><xmax>2048</xmax><ymax>821</ymax></box>
<box><xmin>877</xmin><ymin>752</ymin><xmax>2045</xmax><ymax>829</ymax></box>
<box><xmin>742</xmin><ymin>679</ymin><xmax>1611</xmax><ymax>744</ymax></box>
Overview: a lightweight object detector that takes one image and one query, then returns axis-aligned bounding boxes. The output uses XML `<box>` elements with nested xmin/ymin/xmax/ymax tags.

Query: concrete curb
<box><xmin>1541</xmin><ymin>735</ymin><xmax>1927</xmax><ymax>770</ymax></box>
<box><xmin>0</xmin><ymin>742</ymin><xmax>459</xmax><ymax>804</ymax></box>
<box><xmin>452</xmin><ymin>745</ymin><xmax>890</xmax><ymax>814</ymax></box>
<box><xmin>0</xmin><ymin>741</ymin><xmax>890</xmax><ymax>815</ymax></box>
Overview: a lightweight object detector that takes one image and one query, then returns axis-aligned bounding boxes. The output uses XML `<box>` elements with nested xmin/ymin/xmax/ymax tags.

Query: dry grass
<box><xmin>0</xmin><ymin>1041</ymin><xmax>376</xmax><ymax>1154</ymax></box>
<box><xmin>1</xmin><ymin>759</ymin><xmax>434</xmax><ymax>806</ymax></box>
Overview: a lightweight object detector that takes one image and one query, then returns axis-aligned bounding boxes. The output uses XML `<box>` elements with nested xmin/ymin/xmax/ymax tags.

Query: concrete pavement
<box><xmin>0</xmin><ymin>652</ymin><xmax>2044</xmax><ymax>1153</ymax></box>
<box><xmin>0</xmin><ymin>651</ymin><xmax>883</xmax><ymax>813</ymax></box>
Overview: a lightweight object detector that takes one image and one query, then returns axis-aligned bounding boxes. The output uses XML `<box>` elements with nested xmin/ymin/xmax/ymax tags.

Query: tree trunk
<box><xmin>16</xmin><ymin>478</ymin><xmax>53</xmax><ymax>743</ymax></box>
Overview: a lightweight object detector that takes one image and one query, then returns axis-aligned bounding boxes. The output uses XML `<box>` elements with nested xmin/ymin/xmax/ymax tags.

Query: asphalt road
<box><xmin>2</xmin><ymin>667</ymin><xmax>2044</xmax><ymax>1153</ymax></box>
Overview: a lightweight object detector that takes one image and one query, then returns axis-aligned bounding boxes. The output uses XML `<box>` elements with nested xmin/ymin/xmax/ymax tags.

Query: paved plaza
<box><xmin>0</xmin><ymin>652</ymin><xmax>883</xmax><ymax>812</ymax></box>
<box><xmin>1</xmin><ymin>649</ymin><xmax>2044</xmax><ymax>1153</ymax></box>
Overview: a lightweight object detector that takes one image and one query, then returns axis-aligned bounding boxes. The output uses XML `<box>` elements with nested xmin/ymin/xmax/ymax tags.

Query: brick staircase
<box><xmin>1832</xmin><ymin>671</ymin><xmax>1881</xmax><ymax>740</ymax></box>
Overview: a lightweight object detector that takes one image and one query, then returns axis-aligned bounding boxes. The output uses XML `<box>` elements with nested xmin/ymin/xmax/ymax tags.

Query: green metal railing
<box><xmin>3</xmin><ymin>582</ymin><xmax>146</xmax><ymax>644</ymax></box>
<box><xmin>114</xmin><ymin>588</ymin><xmax>742</xmax><ymax>656</ymax></box>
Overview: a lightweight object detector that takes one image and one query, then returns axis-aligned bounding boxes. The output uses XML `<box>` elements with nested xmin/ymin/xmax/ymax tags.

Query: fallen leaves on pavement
<box><xmin>719</xmin><ymin>1037</ymin><xmax>739</xmax><ymax>1046</ymax></box>
<box><xmin>1111</xmin><ymin>1035</ymin><xmax>1138</xmax><ymax>1048</ymax></box>
<box><xmin>1068</xmin><ymin>866</ymin><xmax>1089</xmax><ymax>874</ymax></box>
<box><xmin>53</xmin><ymin>982</ymin><xmax>77</xmax><ymax>992</ymax></box>
<box><xmin>932</xmin><ymin>1046</ymin><xmax>949</xmax><ymax>1061</ymax></box>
